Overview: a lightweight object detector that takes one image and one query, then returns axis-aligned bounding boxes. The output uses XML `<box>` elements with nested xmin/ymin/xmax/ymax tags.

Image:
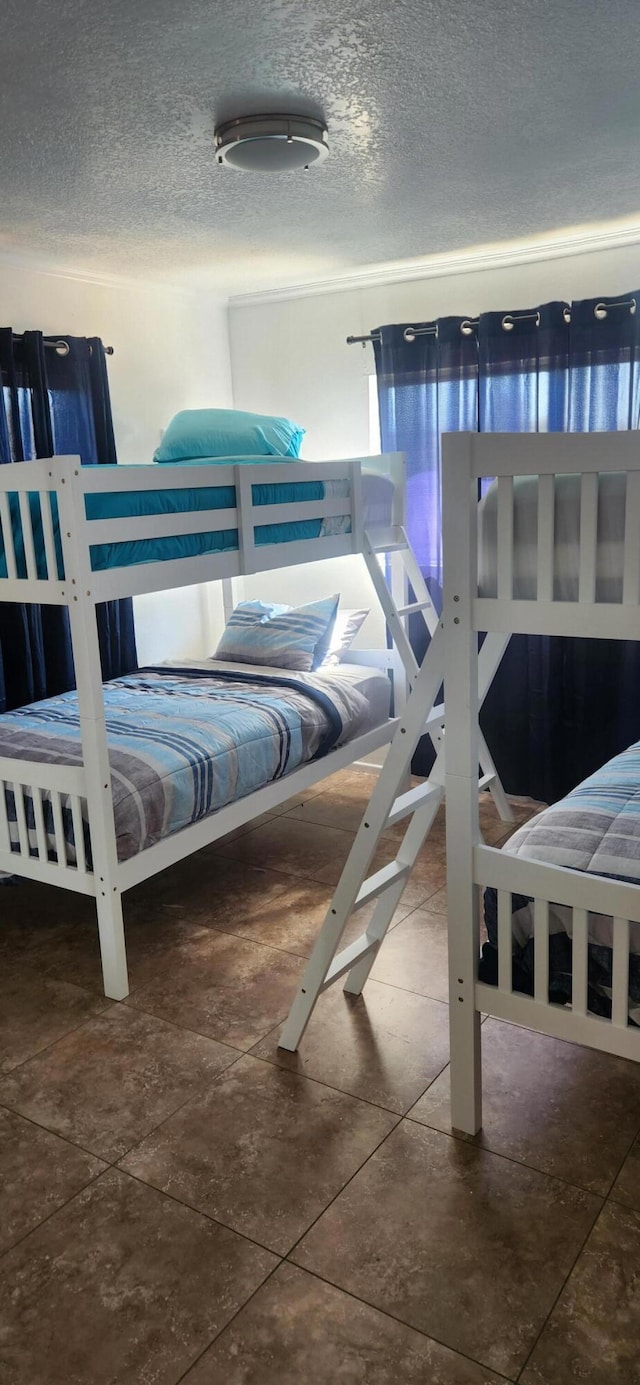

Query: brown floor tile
<box><xmin>312</xmin><ymin>834</ymin><xmax>446</xmax><ymax>902</ymax></box>
<box><xmin>611</xmin><ymin>1134</ymin><xmax>640</xmax><ymax>1211</ymax></box>
<box><xmin>182</xmin><ymin>1261</ymin><xmax>506</xmax><ymax>1385</ymax></box>
<box><xmin>410</xmin><ymin>1019</ymin><xmax>640</xmax><ymax>1195</ymax></box>
<box><xmin>0</xmin><ymin>1005</ymin><xmax>237</xmax><ymax>1162</ymax></box>
<box><xmin>0</xmin><ymin>968</ymin><xmax>108</xmax><ymax>1076</ymax></box>
<box><xmin>425</xmin><ymin>884</ymin><xmax>447</xmax><ymax>913</ymax></box>
<box><xmin>0</xmin><ymin>1168</ymin><xmax>276</xmax><ymax>1385</ymax></box>
<box><xmin>121</xmin><ymin>1055</ymin><xmax>395</xmax><ymax>1255</ymax></box>
<box><xmin>371</xmin><ymin>906</ymin><xmax>450</xmax><ymax>1002</ymax></box>
<box><xmin>521</xmin><ymin>1202</ymin><xmax>640</xmax><ymax>1385</ymax></box>
<box><xmin>214</xmin><ymin>815</ymin><xmax>356</xmax><ymax>880</ymax></box>
<box><xmin>127</xmin><ymin>930</ymin><xmax>304</xmax><ymax>1050</ymax></box>
<box><xmin>293</xmin><ymin>1120</ymin><xmax>600</xmax><ymax>1379</ymax></box>
<box><xmin>253</xmin><ymin>978</ymin><xmax>450</xmax><ymax>1114</ymax></box>
<box><xmin>282</xmin><ymin>769</ymin><xmax>385</xmax><ymax>837</ymax></box>
<box><xmin>0</xmin><ymin>1106</ymin><xmax>105</xmax><ymax>1256</ymax></box>
<box><xmin>136</xmin><ymin>854</ymin><xmax>293</xmax><ymax>932</ymax></box>
<box><xmin>224</xmin><ymin>877</ymin><xmax>407</xmax><ymax>957</ymax></box>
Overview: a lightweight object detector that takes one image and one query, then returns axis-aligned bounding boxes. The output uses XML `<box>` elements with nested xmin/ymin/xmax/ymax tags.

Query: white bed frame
<box><xmin>443</xmin><ymin>432</ymin><xmax>640</xmax><ymax>1136</ymax></box>
<box><xmin>0</xmin><ymin>452</ymin><xmax>407</xmax><ymax>1000</ymax></box>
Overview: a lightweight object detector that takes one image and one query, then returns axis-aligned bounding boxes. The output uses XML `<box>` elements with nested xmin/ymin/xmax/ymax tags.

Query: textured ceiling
<box><xmin>2</xmin><ymin>0</ymin><xmax>640</xmax><ymax>293</ymax></box>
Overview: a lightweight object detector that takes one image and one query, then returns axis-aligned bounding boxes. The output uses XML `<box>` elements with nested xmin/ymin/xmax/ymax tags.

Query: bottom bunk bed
<box><xmin>481</xmin><ymin>739</ymin><xmax>640</xmax><ymax>1025</ymax></box>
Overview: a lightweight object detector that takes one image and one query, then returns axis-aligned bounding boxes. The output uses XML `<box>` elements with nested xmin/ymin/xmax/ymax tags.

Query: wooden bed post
<box><xmin>443</xmin><ymin>434</ymin><xmax>483</xmax><ymax>1134</ymax></box>
<box><xmin>56</xmin><ymin>458</ymin><xmax>129</xmax><ymax>1000</ymax></box>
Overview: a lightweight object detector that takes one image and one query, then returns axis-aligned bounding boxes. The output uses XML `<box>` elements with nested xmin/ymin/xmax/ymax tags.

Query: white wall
<box><xmin>0</xmin><ymin>259</ymin><xmax>232</xmax><ymax>661</ymax></box>
<box><xmin>228</xmin><ymin>237</ymin><xmax>640</xmax><ymax>643</ymax></box>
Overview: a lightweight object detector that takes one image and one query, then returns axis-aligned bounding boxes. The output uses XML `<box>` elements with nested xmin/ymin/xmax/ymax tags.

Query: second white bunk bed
<box><xmin>443</xmin><ymin>431</ymin><xmax>640</xmax><ymax>1136</ymax></box>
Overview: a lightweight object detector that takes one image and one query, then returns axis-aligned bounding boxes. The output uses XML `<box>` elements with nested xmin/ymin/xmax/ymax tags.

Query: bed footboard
<box><xmin>0</xmin><ymin>755</ymin><xmax>95</xmax><ymax>893</ymax></box>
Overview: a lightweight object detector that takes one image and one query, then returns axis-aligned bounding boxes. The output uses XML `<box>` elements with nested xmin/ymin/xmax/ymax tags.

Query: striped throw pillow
<box><xmin>214</xmin><ymin>595</ymin><xmax>339</xmax><ymax>672</ymax></box>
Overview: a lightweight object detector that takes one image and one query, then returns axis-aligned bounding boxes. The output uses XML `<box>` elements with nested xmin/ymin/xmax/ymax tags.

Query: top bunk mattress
<box><xmin>0</xmin><ymin>660</ymin><xmax>391</xmax><ymax>865</ymax></box>
<box><xmin>1</xmin><ymin>463</ymin><xmax>396</xmax><ymax>577</ymax></box>
<box><xmin>478</xmin><ymin>470</ymin><xmax>628</xmax><ymax>601</ymax></box>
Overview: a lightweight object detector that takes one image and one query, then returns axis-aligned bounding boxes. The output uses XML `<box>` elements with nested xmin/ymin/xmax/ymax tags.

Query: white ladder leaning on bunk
<box><xmin>279</xmin><ymin>524</ymin><xmax>511</xmax><ymax>1051</ymax></box>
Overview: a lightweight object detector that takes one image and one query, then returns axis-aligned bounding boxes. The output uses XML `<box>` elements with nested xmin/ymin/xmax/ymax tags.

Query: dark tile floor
<box><xmin>1</xmin><ymin>771</ymin><xmax>640</xmax><ymax>1383</ymax></box>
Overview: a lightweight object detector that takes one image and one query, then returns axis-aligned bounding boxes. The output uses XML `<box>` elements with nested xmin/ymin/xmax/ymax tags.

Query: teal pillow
<box><xmin>154</xmin><ymin>409</ymin><xmax>305</xmax><ymax>462</ymax></box>
<box><xmin>214</xmin><ymin>595</ymin><xmax>339</xmax><ymax>673</ymax></box>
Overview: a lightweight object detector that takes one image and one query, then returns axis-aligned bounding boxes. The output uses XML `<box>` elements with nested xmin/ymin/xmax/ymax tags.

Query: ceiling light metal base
<box><xmin>214</xmin><ymin>114</ymin><xmax>329</xmax><ymax>173</ymax></box>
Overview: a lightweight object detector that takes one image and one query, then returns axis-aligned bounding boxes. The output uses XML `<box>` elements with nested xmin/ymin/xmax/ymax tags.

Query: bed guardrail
<box><xmin>0</xmin><ymin>455</ymin><xmax>371</xmax><ymax>604</ymax></box>
<box><xmin>0</xmin><ymin>756</ymin><xmax>93</xmax><ymax>893</ymax></box>
<box><xmin>445</xmin><ymin>431</ymin><xmax>640</xmax><ymax>641</ymax></box>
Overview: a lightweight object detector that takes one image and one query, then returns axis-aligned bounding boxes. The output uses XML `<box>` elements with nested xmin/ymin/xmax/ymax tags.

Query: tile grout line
<box><xmin>514</xmin><ymin>1197</ymin><xmax>610</xmax><ymax>1382</ymax></box>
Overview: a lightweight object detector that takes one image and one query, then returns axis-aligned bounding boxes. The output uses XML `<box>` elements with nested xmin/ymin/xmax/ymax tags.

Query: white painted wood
<box><xmin>536</xmin><ymin>473</ymin><xmax>555</xmax><ymax>601</ymax></box>
<box><xmin>468</xmin><ymin>430</ymin><xmax>640</xmax><ymax>478</ymax></box>
<box><xmin>475</xmin><ymin>983</ymin><xmax>640</xmax><ymax>1061</ymax></box>
<box><xmin>40</xmin><ymin>491</ymin><xmax>60</xmax><ymax>581</ymax></box>
<box><xmin>51</xmin><ymin>791</ymin><xmax>67</xmax><ymax>867</ymax></box>
<box><xmin>32</xmin><ymin>786</ymin><xmax>48</xmax><ymax>862</ymax></box>
<box><xmin>0</xmin><ymin>757</ymin><xmax>86</xmax><ymax>795</ymax></box>
<box><xmin>13</xmin><ymin>782</ymin><xmax>30</xmax><ymax>856</ymax></box>
<box><xmin>79</xmin><ymin>461</ymin><xmax>237</xmax><ymax>492</ymax></box>
<box><xmin>443</xmin><ymin>433</ymin><xmax>483</xmax><ymax>1135</ymax></box>
<box><xmin>496</xmin><ymin>476</ymin><xmax>514</xmax><ymax>600</ymax></box>
<box><xmin>497</xmin><ymin>890</ymin><xmax>512</xmax><ymax>993</ymax></box>
<box><xmin>578</xmin><ymin>473</ymin><xmax>598</xmax><ymax>604</ymax></box>
<box><xmin>17</xmin><ymin>491</ymin><xmax>38</xmax><ymax>580</ymax></box>
<box><xmin>70</xmin><ymin>796</ymin><xmax>87</xmax><ymax>875</ymax></box>
<box><xmin>623</xmin><ymin>470</ymin><xmax>640</xmax><ymax>605</ymax></box>
<box><xmin>612</xmin><ymin>917</ymin><xmax>630</xmax><ymax>1029</ymax></box>
<box><xmin>86</xmin><ymin>507</ymin><xmax>239</xmax><ymax>545</ymax></box>
<box><xmin>533</xmin><ymin>897</ymin><xmax>550</xmax><ymax>1002</ymax></box>
<box><xmin>473</xmin><ymin>599</ymin><xmax>640</xmax><ymax>641</ymax></box>
<box><xmin>475</xmin><ymin>842</ymin><xmax>640</xmax><ymax>922</ymax></box>
<box><xmin>571</xmin><ymin>907</ymin><xmax>589</xmax><ymax>1017</ymax></box>
<box><xmin>0</xmin><ymin>782</ymin><xmax>11</xmax><ymax>852</ymax></box>
<box><xmin>0</xmin><ymin>492</ymin><xmax>18</xmax><ymax>580</ymax></box>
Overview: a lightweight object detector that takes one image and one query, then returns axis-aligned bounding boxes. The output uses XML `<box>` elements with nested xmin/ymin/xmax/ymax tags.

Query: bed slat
<box><xmin>0</xmin><ymin>492</ymin><xmax>18</xmax><ymax>580</ymax></box>
<box><xmin>51</xmin><ymin>791</ymin><xmax>67</xmax><ymax>867</ymax></box>
<box><xmin>32</xmin><ymin>786</ymin><xmax>49</xmax><ymax>862</ymax></box>
<box><xmin>536</xmin><ymin>474</ymin><xmax>555</xmax><ymax>602</ymax></box>
<box><xmin>70</xmin><ymin>796</ymin><xmax>87</xmax><ymax>874</ymax></box>
<box><xmin>0</xmin><ymin>780</ymin><xmax>11</xmax><ymax>852</ymax></box>
<box><xmin>533</xmin><ymin>898</ymin><xmax>550</xmax><ymax>1002</ymax></box>
<box><xmin>578</xmin><ymin>473</ymin><xmax>598</xmax><ymax>603</ymax></box>
<box><xmin>623</xmin><ymin>471</ymin><xmax>640</xmax><ymax>605</ymax></box>
<box><xmin>611</xmin><ymin>916</ymin><xmax>630</xmax><ymax>1028</ymax></box>
<box><xmin>13</xmin><ymin>782</ymin><xmax>31</xmax><ymax>856</ymax></box>
<box><xmin>497</xmin><ymin>889</ymin><xmax>512</xmax><ymax>993</ymax></box>
<box><xmin>17</xmin><ymin>491</ymin><xmax>39</xmax><ymax>581</ymax></box>
<box><xmin>40</xmin><ymin>492</ymin><xmax>60</xmax><ymax>581</ymax></box>
<box><xmin>571</xmin><ymin>907</ymin><xmax>589</xmax><ymax>1017</ymax></box>
<box><xmin>496</xmin><ymin>476</ymin><xmax>514</xmax><ymax>600</ymax></box>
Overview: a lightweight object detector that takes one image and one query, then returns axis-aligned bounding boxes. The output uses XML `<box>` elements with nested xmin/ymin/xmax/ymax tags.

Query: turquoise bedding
<box><xmin>0</xmin><ymin>462</ymin><xmax>351</xmax><ymax>578</ymax></box>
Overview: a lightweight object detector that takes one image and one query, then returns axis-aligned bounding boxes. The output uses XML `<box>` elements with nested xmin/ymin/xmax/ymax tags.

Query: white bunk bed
<box><xmin>442</xmin><ymin>431</ymin><xmax>640</xmax><ymax>1137</ymax></box>
<box><xmin>0</xmin><ymin>451</ymin><xmax>411</xmax><ymax>1000</ymax></box>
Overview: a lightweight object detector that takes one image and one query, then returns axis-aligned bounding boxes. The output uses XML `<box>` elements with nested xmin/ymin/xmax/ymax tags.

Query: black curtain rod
<box><xmin>11</xmin><ymin>332</ymin><xmax>114</xmax><ymax>357</ymax></box>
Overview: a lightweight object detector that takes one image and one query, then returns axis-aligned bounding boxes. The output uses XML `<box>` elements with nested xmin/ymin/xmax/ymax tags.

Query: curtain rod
<box><xmin>11</xmin><ymin>333</ymin><xmax>114</xmax><ymax>358</ymax></box>
<box><xmin>346</xmin><ymin>297</ymin><xmax>637</xmax><ymax>347</ymax></box>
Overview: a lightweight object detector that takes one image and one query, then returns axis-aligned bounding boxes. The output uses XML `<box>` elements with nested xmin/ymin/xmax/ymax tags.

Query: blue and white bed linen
<box><xmin>0</xmin><ymin>462</ymin><xmax>393</xmax><ymax>578</ymax></box>
<box><xmin>0</xmin><ymin>662</ymin><xmax>383</xmax><ymax>867</ymax></box>
<box><xmin>484</xmin><ymin>740</ymin><xmax>640</xmax><ymax>1018</ymax></box>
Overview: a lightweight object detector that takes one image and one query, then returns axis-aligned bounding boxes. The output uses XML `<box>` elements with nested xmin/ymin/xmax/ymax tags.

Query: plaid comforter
<box><xmin>0</xmin><ymin>665</ymin><xmax>373</xmax><ymax>866</ymax></box>
<box><xmin>483</xmin><ymin>740</ymin><xmax>640</xmax><ymax>1017</ymax></box>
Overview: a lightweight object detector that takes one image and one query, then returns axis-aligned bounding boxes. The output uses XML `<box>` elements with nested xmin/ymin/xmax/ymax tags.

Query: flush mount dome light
<box><xmin>214</xmin><ymin>114</ymin><xmax>329</xmax><ymax>172</ymax></box>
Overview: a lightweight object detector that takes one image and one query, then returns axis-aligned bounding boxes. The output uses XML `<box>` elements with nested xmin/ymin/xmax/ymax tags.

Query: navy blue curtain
<box><xmin>0</xmin><ymin>330</ymin><xmax>137</xmax><ymax>712</ymax></box>
<box><xmin>373</xmin><ymin>292</ymin><xmax>640</xmax><ymax>803</ymax></box>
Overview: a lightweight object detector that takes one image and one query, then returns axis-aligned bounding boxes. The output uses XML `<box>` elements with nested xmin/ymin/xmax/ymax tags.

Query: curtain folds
<box><xmin>0</xmin><ymin>331</ymin><xmax>137</xmax><ymax>712</ymax></box>
<box><xmin>373</xmin><ymin>291</ymin><xmax>640</xmax><ymax>802</ymax></box>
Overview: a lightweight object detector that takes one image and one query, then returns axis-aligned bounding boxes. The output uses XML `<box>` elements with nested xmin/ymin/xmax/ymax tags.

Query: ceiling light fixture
<box><xmin>214</xmin><ymin>114</ymin><xmax>329</xmax><ymax>173</ymax></box>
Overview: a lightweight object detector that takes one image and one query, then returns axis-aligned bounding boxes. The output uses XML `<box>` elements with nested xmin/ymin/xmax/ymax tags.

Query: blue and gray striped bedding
<box><xmin>0</xmin><ymin>462</ymin><xmax>353</xmax><ymax>578</ymax></box>
<box><xmin>0</xmin><ymin>664</ymin><xmax>378</xmax><ymax>867</ymax></box>
<box><xmin>483</xmin><ymin>741</ymin><xmax>640</xmax><ymax>1018</ymax></box>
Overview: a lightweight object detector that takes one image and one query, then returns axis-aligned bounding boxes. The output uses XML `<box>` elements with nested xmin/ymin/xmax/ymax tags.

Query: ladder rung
<box><xmin>370</xmin><ymin>538</ymin><xmax>409</xmax><ymax>554</ymax></box>
<box><xmin>397</xmin><ymin>600</ymin><xmax>431</xmax><ymax>618</ymax></box>
<box><xmin>321</xmin><ymin>933</ymin><xmax>379</xmax><ymax>990</ymax></box>
<box><xmin>386</xmin><ymin>781</ymin><xmax>441</xmax><ymax>828</ymax></box>
<box><xmin>424</xmin><ymin>703</ymin><xmax>445</xmax><ymax>730</ymax></box>
<box><xmin>479</xmin><ymin>772</ymin><xmax>496</xmax><ymax>790</ymax></box>
<box><xmin>354</xmin><ymin>860</ymin><xmax>410</xmax><ymax>909</ymax></box>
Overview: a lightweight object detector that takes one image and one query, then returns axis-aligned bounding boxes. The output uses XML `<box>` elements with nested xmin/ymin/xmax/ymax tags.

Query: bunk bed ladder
<box><xmin>279</xmin><ymin>525</ymin><xmax>513</xmax><ymax>1052</ymax></box>
<box><xmin>279</xmin><ymin>618</ymin><xmax>446</xmax><ymax>1051</ymax></box>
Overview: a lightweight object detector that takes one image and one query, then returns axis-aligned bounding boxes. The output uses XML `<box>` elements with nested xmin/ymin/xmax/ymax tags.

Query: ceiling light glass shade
<box><xmin>214</xmin><ymin>115</ymin><xmax>329</xmax><ymax>172</ymax></box>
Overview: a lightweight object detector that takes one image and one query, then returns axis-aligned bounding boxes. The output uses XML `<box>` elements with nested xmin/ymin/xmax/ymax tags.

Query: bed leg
<box><xmin>95</xmin><ymin>891</ymin><xmax>129</xmax><ymax>1001</ymax></box>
